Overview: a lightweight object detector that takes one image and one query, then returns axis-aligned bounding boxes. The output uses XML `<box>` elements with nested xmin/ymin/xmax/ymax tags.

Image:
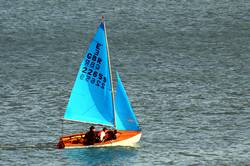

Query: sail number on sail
<box><xmin>80</xmin><ymin>42</ymin><xmax>107</xmax><ymax>89</ymax></box>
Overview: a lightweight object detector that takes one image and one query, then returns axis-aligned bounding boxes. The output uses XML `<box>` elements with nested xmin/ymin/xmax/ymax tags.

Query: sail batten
<box><xmin>64</xmin><ymin>22</ymin><xmax>114</xmax><ymax>126</ymax></box>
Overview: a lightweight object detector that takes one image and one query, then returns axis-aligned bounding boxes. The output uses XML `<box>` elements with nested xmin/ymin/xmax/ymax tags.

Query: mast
<box><xmin>102</xmin><ymin>16</ymin><xmax>116</xmax><ymax>129</ymax></box>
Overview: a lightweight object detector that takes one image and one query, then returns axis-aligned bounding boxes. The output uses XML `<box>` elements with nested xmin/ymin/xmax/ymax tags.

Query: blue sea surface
<box><xmin>0</xmin><ymin>0</ymin><xmax>250</xmax><ymax>165</ymax></box>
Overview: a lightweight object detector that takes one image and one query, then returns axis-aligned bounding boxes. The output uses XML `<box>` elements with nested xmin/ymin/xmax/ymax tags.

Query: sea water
<box><xmin>0</xmin><ymin>0</ymin><xmax>250</xmax><ymax>165</ymax></box>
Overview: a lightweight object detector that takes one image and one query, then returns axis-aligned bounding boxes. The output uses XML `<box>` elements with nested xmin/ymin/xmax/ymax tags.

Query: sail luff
<box><xmin>102</xmin><ymin>16</ymin><xmax>116</xmax><ymax>129</ymax></box>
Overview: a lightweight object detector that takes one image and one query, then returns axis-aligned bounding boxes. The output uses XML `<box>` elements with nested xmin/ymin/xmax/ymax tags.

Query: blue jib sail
<box><xmin>64</xmin><ymin>22</ymin><xmax>114</xmax><ymax>127</ymax></box>
<box><xmin>115</xmin><ymin>71</ymin><xmax>140</xmax><ymax>131</ymax></box>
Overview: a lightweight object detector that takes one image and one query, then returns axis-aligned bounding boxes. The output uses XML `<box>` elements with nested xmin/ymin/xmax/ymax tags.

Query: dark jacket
<box><xmin>105</xmin><ymin>130</ymin><xmax>117</xmax><ymax>141</ymax></box>
<box><xmin>84</xmin><ymin>131</ymin><xmax>96</xmax><ymax>145</ymax></box>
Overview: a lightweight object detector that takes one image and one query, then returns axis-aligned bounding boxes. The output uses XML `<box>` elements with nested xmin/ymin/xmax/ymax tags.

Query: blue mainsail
<box><xmin>115</xmin><ymin>71</ymin><xmax>140</xmax><ymax>131</ymax></box>
<box><xmin>64</xmin><ymin>22</ymin><xmax>114</xmax><ymax>127</ymax></box>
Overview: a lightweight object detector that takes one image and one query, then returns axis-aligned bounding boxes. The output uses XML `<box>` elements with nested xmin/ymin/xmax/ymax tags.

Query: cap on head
<box><xmin>90</xmin><ymin>126</ymin><xmax>95</xmax><ymax>130</ymax></box>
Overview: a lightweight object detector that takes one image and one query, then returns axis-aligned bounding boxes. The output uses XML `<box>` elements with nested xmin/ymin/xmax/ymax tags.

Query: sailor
<box><xmin>105</xmin><ymin>130</ymin><xmax>118</xmax><ymax>141</ymax></box>
<box><xmin>97</xmin><ymin>127</ymin><xmax>108</xmax><ymax>142</ymax></box>
<box><xmin>84</xmin><ymin>126</ymin><xmax>96</xmax><ymax>145</ymax></box>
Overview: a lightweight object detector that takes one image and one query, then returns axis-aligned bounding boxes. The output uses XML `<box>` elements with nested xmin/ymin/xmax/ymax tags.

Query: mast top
<box><xmin>102</xmin><ymin>16</ymin><xmax>105</xmax><ymax>23</ymax></box>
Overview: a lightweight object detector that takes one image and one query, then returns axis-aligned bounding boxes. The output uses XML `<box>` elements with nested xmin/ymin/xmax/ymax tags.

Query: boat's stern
<box><xmin>57</xmin><ymin>138</ymin><xmax>65</xmax><ymax>149</ymax></box>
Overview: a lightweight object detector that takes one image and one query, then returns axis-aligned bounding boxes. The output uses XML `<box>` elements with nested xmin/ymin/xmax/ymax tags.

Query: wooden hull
<box><xmin>57</xmin><ymin>130</ymin><xmax>141</xmax><ymax>149</ymax></box>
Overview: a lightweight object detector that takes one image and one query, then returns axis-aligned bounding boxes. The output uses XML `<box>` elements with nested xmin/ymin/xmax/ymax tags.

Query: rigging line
<box><xmin>61</xmin><ymin>119</ymin><xmax>64</xmax><ymax>137</ymax></box>
<box><xmin>102</xmin><ymin>16</ymin><xmax>116</xmax><ymax>129</ymax></box>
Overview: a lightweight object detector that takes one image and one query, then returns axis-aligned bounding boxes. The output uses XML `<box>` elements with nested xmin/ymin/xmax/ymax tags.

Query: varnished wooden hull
<box><xmin>57</xmin><ymin>130</ymin><xmax>141</xmax><ymax>149</ymax></box>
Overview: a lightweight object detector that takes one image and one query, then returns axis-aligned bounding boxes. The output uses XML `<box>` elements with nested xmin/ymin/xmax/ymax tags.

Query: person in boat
<box><xmin>97</xmin><ymin>127</ymin><xmax>108</xmax><ymax>142</ymax></box>
<box><xmin>105</xmin><ymin>130</ymin><xmax>119</xmax><ymax>141</ymax></box>
<box><xmin>84</xmin><ymin>126</ymin><xmax>96</xmax><ymax>145</ymax></box>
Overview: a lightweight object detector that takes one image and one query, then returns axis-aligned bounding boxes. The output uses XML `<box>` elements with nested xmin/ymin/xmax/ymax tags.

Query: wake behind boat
<box><xmin>57</xmin><ymin>17</ymin><xmax>141</xmax><ymax>149</ymax></box>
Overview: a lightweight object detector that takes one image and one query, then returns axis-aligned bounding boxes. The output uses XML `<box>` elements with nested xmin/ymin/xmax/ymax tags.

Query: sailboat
<box><xmin>57</xmin><ymin>17</ymin><xmax>141</xmax><ymax>149</ymax></box>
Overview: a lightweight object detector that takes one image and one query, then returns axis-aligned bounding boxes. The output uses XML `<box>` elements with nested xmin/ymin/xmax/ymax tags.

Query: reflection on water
<box><xmin>62</xmin><ymin>147</ymin><xmax>138</xmax><ymax>165</ymax></box>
